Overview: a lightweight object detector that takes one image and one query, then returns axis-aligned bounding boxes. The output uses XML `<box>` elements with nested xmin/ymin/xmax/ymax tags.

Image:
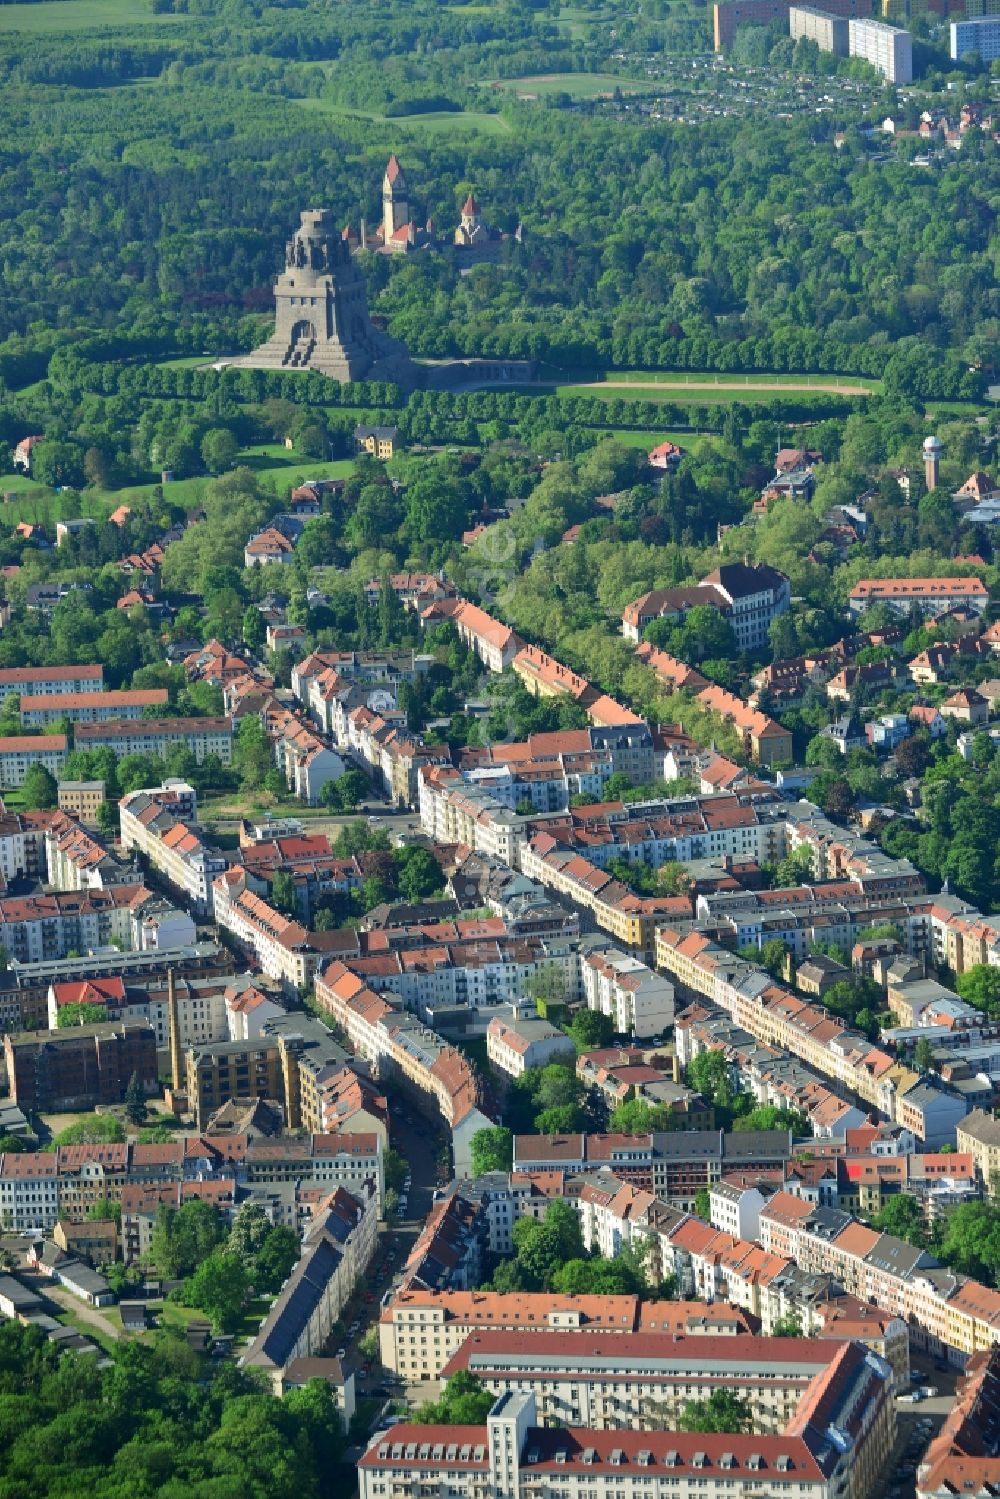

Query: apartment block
<box><xmin>848</xmin><ymin>16</ymin><xmax>912</xmax><ymax>77</ymax></box>
<box><xmin>20</xmin><ymin>688</ymin><xmax>167</xmax><ymax>728</ymax></box>
<box><xmin>848</xmin><ymin>577</ymin><xmax>986</xmax><ymax>618</ymax></box>
<box><xmin>790</xmin><ymin>4</ymin><xmax>850</xmax><ymax>50</ymax></box>
<box><xmin>0</xmin><ymin>735</ymin><xmax>67</xmax><ymax>787</ymax></box>
<box><xmin>950</xmin><ymin>14</ymin><xmax>1000</xmax><ymax>55</ymax></box>
<box><xmin>360</xmin><ymin>1354</ymin><xmax>894</xmax><ymax>1499</ymax></box>
<box><xmin>4</xmin><ymin>1019</ymin><xmax>158</xmax><ymax>1112</ymax></box>
<box><xmin>379</xmin><ymin>1288</ymin><xmax>643</xmax><ymax>1381</ymax></box>
<box><xmin>0</xmin><ymin>664</ymin><xmax>103</xmax><ymax>706</ymax></box>
<box><xmin>74</xmin><ymin>716</ymin><xmax>233</xmax><ymax>764</ymax></box>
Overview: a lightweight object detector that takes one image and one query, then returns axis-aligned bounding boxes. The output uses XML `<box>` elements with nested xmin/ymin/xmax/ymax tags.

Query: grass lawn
<box><xmin>489</xmin><ymin>72</ymin><xmax>661</xmax><ymax>99</ymax></box>
<box><xmin>158</xmin><ymin>1300</ymin><xmax>213</xmax><ymax>1335</ymax></box>
<box><xmin>554</xmin><ymin>380</ymin><xmax>872</xmax><ymax>407</ymax></box>
<box><xmin>234</xmin><ymin>1293</ymin><xmax>275</xmax><ymax>1345</ymax></box>
<box><xmin>0</xmin><ymin>0</ymin><xmax>185</xmax><ymax>28</ymax></box>
<box><xmin>588</xmin><ymin>368</ymin><xmax>882</xmax><ymax>391</ymax></box>
<box><xmin>293</xmin><ymin>99</ymin><xmax>511</xmax><ymax>136</ymax></box>
<box><xmin>602</xmin><ymin>428</ymin><xmax>708</xmax><ymax>453</ymax></box>
<box><xmin>53</xmin><ymin>1304</ymin><xmax>119</xmax><ymax>1354</ymax></box>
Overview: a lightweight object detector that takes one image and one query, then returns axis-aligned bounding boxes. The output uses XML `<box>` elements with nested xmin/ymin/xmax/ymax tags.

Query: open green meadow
<box><xmin>293</xmin><ymin>98</ymin><xmax>512</xmax><ymax>136</ymax></box>
<box><xmin>489</xmin><ymin>72</ymin><xmax>661</xmax><ymax>99</ymax></box>
<box><xmin>0</xmin><ymin>0</ymin><xmax>183</xmax><ymax>30</ymax></box>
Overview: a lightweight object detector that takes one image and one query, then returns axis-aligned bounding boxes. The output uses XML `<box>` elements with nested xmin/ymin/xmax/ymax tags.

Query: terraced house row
<box><xmin>0</xmin><ymin>1128</ymin><xmax>382</xmax><ymax>1233</ymax></box>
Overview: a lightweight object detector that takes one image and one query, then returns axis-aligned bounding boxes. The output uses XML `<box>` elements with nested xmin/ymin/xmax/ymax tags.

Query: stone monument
<box><xmin>244</xmin><ymin>208</ymin><xmax>414</xmax><ymax>385</ymax></box>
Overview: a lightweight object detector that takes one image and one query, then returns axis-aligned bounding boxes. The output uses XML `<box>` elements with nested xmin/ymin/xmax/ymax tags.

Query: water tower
<box><xmin>923</xmin><ymin>434</ymin><xmax>942</xmax><ymax>491</ymax></box>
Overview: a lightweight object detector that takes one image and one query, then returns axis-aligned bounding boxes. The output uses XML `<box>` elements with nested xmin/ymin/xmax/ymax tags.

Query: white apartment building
<box><xmin>119</xmin><ymin>783</ymin><xmax>226</xmax><ymax>916</ymax></box>
<box><xmin>0</xmin><ymin>735</ymin><xmax>67</xmax><ymax>788</ymax></box>
<box><xmin>848</xmin><ymin>17</ymin><xmax>913</xmax><ymax>78</ymax></box>
<box><xmin>0</xmin><ymin>665</ymin><xmax>103</xmax><ymax>706</ymax></box>
<box><xmin>0</xmin><ymin>1151</ymin><xmax>60</xmax><ymax>1232</ymax></box>
<box><xmin>486</xmin><ymin>1014</ymin><xmax>576</xmax><ymax>1078</ymax></box>
<box><xmin>580</xmin><ymin>947</ymin><xmax>675</xmax><ymax>1038</ymax></box>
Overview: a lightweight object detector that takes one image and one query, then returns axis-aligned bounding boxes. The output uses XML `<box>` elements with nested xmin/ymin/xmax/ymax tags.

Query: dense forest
<box><xmin>0</xmin><ymin>0</ymin><xmax>995</xmax><ymax>399</ymax></box>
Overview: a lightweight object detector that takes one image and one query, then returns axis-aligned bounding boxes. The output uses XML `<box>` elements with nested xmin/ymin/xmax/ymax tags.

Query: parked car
<box><xmin>922</xmin><ymin>1386</ymin><xmax>938</xmax><ymax>1399</ymax></box>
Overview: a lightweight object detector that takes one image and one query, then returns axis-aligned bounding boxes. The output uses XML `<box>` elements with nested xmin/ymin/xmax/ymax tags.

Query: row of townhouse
<box><xmin>757</xmin><ymin>1188</ymin><xmax>1000</xmax><ymax>1363</ymax></box>
<box><xmin>570</xmin><ymin>1174</ymin><xmax>909</xmax><ymax>1380</ymax></box>
<box><xmin>676</xmin><ymin>1002</ymin><xmax>871</xmax><ymax>1139</ymax></box>
<box><xmin>349</xmin><ymin>926</ymin><xmax>583</xmax><ymax>1022</ymax></box>
<box><xmin>211</xmin><ymin>867</ymin><xmax>343</xmax><ymax>991</ymax></box>
<box><xmin>44</xmin><ymin>809</ymin><xmax>136</xmax><ymax>892</ymax></box>
<box><xmin>119</xmin><ymin>780</ymin><xmax>225</xmax><ymax>916</ymax></box>
<box><xmin>346</xmin><ymin>703</ymin><xmax>449</xmax><ymax>806</ymax></box>
<box><xmin>521</xmin><ymin>834</ymin><xmax>696</xmax><ymax>960</ymax></box>
<box><xmin>429</xmin><ymin>597</ymin><xmax>649</xmax><ymax>753</ymax></box>
<box><xmin>259</xmin><ymin>698</ymin><xmax>344</xmax><ymax>805</ymax></box>
<box><xmin>19</xmin><ymin>687</ymin><xmax>168</xmax><ymax>728</ymax></box>
<box><xmin>655</xmin><ymin>925</ymin><xmax>940</xmax><ymax>1128</ymax></box>
<box><xmin>526</xmin><ymin>791</ymin><xmax>790</xmax><ymax>871</ymax></box>
<box><xmin>0</xmin><ymin>883</ymin><xmax>194</xmax><ymax>965</ymax></box>
<box><xmin>0</xmin><ymin>1127</ymin><xmax>382</xmax><ymax>1233</ymax></box>
<box><xmin>241</xmin><ymin>1183</ymin><xmax>378</xmax><ymax>1394</ymax></box>
<box><xmin>511</xmin><ymin>1128</ymin><xmax>792</xmax><ymax>1211</ymax></box>
<box><xmin>314</xmin><ymin>960</ymin><xmax>493</xmax><ymax>1172</ymax></box>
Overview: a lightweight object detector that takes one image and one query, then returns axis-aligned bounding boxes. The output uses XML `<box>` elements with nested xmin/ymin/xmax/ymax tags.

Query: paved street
<box><xmin>324</xmin><ymin>1089</ymin><xmax>448</xmax><ymax>1416</ymax></box>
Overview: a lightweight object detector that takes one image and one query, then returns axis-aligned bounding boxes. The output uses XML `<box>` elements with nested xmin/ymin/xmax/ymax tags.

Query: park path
<box><xmin>578</xmin><ymin>377</ymin><xmax>874</xmax><ymax>396</ymax></box>
<box><xmin>43</xmin><ymin>1282</ymin><xmax>121</xmax><ymax>1339</ymax></box>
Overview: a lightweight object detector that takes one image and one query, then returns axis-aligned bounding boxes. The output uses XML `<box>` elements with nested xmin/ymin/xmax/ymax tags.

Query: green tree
<box><xmin>686</xmin><ymin>1050</ymin><xmax>745</xmax><ymax>1119</ymax></box>
<box><xmin>87</xmin><ymin>1198</ymin><xmax>122</xmax><ymax>1225</ymax></box>
<box><xmin>396</xmin><ymin>846</ymin><xmax>445</xmax><ymax>902</ymax></box>
<box><xmin>733</xmin><ymin>1105</ymin><xmax>808</xmax><ymax>1134</ymax></box>
<box><xmin>124</xmin><ymin>1070</ymin><xmax>148</xmax><ymax>1126</ymax></box>
<box><xmin>956</xmin><ymin>964</ymin><xmax>1000</xmax><ymax>1018</ymax></box>
<box><xmin>55</xmin><ymin>1001</ymin><xmax>107</xmax><ymax>1028</ymax></box>
<box><xmin>873</xmin><ymin>1194</ymin><xmax>926</xmax><ymax>1248</ymax></box>
<box><xmin>567</xmin><ymin>1008</ymin><xmax>615</xmax><ymax>1053</ymax></box>
<box><xmin>46</xmin><ymin>1116</ymin><xmax>124</xmax><ymax>1148</ymax></box>
<box><xmin>20</xmin><ymin>764</ymin><xmax>57</xmax><ymax>810</ymax></box>
<box><xmin>413</xmin><ymin>1370</ymin><xmax>495</xmax><ymax>1425</ymax></box>
<box><xmin>678</xmin><ymin>1390</ymin><xmax>753</xmax><ymax>1434</ymax></box>
<box><xmin>913</xmin><ymin>1037</ymin><xmax>936</xmax><ymax>1075</ymax></box>
<box><xmin>150</xmin><ymin>1198</ymin><xmax>226</xmax><ymax>1278</ymax></box>
<box><xmin>470</xmin><ymin>1126</ymin><xmax>513</xmax><ymax>1176</ymax></box>
<box><xmin>771</xmin><ymin>1313</ymin><xmax>803</xmax><ymax>1336</ymax></box>
<box><xmin>271</xmin><ymin>870</ymin><xmax>299</xmax><ymax>916</ymax></box>
<box><xmin>177</xmin><ymin>1248</ymin><xmax>248</xmax><ymax>1332</ymax></box>
<box><xmin>242</xmin><ymin>605</ymin><xmax>266</xmax><ymax>650</ymax></box>
<box><xmin>200</xmin><ymin>428</ymin><xmax>240</xmax><ymax>474</ymax></box>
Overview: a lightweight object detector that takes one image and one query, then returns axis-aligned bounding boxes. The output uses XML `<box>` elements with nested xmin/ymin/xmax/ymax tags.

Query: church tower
<box><xmin>383</xmin><ymin>155</ymin><xmax>409</xmax><ymax>246</ymax></box>
<box><xmin>460</xmin><ymin>192</ymin><xmax>482</xmax><ymax>238</ymax></box>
